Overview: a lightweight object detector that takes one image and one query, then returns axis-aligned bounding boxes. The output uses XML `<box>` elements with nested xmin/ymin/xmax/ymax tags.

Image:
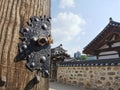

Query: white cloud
<box><xmin>52</xmin><ymin>12</ymin><xmax>85</xmax><ymax>56</ymax></box>
<box><xmin>59</xmin><ymin>0</ymin><xmax>75</xmax><ymax>9</ymax></box>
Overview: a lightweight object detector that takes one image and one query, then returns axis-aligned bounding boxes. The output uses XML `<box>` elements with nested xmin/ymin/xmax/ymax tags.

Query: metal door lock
<box><xmin>16</xmin><ymin>16</ymin><xmax>52</xmax><ymax>79</ymax></box>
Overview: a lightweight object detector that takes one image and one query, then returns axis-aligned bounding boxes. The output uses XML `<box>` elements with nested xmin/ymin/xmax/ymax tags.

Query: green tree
<box><xmin>81</xmin><ymin>55</ymin><xmax>88</xmax><ymax>60</ymax></box>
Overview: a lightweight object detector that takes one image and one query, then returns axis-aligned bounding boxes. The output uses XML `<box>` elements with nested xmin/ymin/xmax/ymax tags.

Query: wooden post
<box><xmin>0</xmin><ymin>0</ymin><xmax>50</xmax><ymax>90</ymax></box>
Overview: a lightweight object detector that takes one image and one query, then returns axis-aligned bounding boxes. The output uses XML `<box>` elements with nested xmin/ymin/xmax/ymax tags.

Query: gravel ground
<box><xmin>49</xmin><ymin>82</ymin><xmax>89</xmax><ymax>90</ymax></box>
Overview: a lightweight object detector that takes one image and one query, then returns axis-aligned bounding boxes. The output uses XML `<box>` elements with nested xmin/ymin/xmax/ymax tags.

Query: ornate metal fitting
<box><xmin>16</xmin><ymin>16</ymin><xmax>52</xmax><ymax>78</ymax></box>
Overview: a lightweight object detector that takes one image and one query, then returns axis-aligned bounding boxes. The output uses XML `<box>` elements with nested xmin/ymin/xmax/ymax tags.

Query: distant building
<box><xmin>83</xmin><ymin>18</ymin><xmax>120</xmax><ymax>59</ymax></box>
<box><xmin>74</xmin><ymin>51</ymin><xmax>81</xmax><ymax>59</ymax></box>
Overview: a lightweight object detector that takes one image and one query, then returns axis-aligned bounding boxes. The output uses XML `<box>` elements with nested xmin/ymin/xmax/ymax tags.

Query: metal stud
<box><xmin>32</xmin><ymin>36</ymin><xmax>38</xmax><ymax>41</ymax></box>
<box><xmin>23</xmin><ymin>44</ymin><xmax>27</xmax><ymax>49</ymax></box>
<box><xmin>42</xmin><ymin>70</ymin><xmax>49</xmax><ymax>78</ymax></box>
<box><xmin>30</xmin><ymin>62</ymin><xmax>35</xmax><ymax>68</ymax></box>
<box><xmin>40</xmin><ymin>56</ymin><xmax>46</xmax><ymax>63</ymax></box>
<box><xmin>24</xmin><ymin>28</ymin><xmax>29</xmax><ymax>32</ymax></box>
<box><xmin>41</xmin><ymin>23</ymin><xmax>47</xmax><ymax>30</ymax></box>
<box><xmin>34</xmin><ymin>18</ymin><xmax>39</xmax><ymax>22</ymax></box>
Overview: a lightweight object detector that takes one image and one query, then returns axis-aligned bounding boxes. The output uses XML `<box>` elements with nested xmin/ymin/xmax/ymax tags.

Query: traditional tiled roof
<box><xmin>58</xmin><ymin>58</ymin><xmax>120</xmax><ymax>67</ymax></box>
<box><xmin>51</xmin><ymin>44</ymin><xmax>70</xmax><ymax>59</ymax></box>
<box><xmin>51</xmin><ymin>44</ymin><xmax>67</xmax><ymax>55</ymax></box>
<box><xmin>83</xmin><ymin>18</ymin><xmax>120</xmax><ymax>55</ymax></box>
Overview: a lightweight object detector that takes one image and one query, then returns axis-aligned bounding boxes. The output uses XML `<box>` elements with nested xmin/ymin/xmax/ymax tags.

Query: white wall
<box><xmin>112</xmin><ymin>42</ymin><xmax>120</xmax><ymax>47</ymax></box>
<box><xmin>98</xmin><ymin>51</ymin><xmax>119</xmax><ymax>59</ymax></box>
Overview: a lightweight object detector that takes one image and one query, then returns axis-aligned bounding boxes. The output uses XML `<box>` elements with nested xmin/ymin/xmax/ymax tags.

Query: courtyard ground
<box><xmin>49</xmin><ymin>82</ymin><xmax>90</xmax><ymax>90</ymax></box>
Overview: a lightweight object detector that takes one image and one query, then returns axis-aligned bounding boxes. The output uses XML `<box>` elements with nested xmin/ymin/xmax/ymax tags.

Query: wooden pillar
<box><xmin>0</xmin><ymin>0</ymin><xmax>51</xmax><ymax>90</ymax></box>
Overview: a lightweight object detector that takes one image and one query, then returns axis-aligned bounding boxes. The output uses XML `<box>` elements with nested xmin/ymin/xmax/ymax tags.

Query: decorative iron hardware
<box><xmin>24</xmin><ymin>76</ymin><xmax>40</xmax><ymax>90</ymax></box>
<box><xmin>0</xmin><ymin>80</ymin><xmax>5</xmax><ymax>87</ymax></box>
<box><xmin>15</xmin><ymin>16</ymin><xmax>52</xmax><ymax>90</ymax></box>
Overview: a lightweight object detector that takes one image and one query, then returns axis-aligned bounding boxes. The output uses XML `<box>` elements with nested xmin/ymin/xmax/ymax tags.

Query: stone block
<box><xmin>71</xmin><ymin>74</ymin><xmax>73</xmax><ymax>76</ymax></box>
<box><xmin>117</xmin><ymin>72</ymin><xmax>120</xmax><ymax>75</ymax></box>
<box><xmin>109</xmin><ymin>77</ymin><xmax>113</xmax><ymax>80</ymax></box>
<box><xmin>99</xmin><ymin>72</ymin><xmax>106</xmax><ymax>76</ymax></box>
<box><xmin>109</xmin><ymin>87</ymin><xmax>114</xmax><ymax>90</ymax></box>
<box><xmin>79</xmin><ymin>78</ymin><xmax>83</xmax><ymax>81</ymax></box>
<box><xmin>95</xmin><ymin>86</ymin><xmax>105</xmax><ymax>90</ymax></box>
<box><xmin>101</xmin><ymin>77</ymin><xmax>105</xmax><ymax>80</ymax></box>
<box><xmin>106</xmin><ymin>82</ymin><xmax>111</xmax><ymax>86</ymax></box>
<box><xmin>91</xmin><ymin>75</ymin><xmax>93</xmax><ymax>78</ymax></box>
<box><xmin>107</xmin><ymin>67</ymin><xmax>111</xmax><ymax>70</ymax></box>
<box><xmin>86</xmin><ymin>67</ymin><xmax>89</xmax><ymax>70</ymax></box>
<box><xmin>75</xmin><ymin>71</ymin><xmax>78</xmax><ymax>73</ymax></box>
<box><xmin>108</xmin><ymin>72</ymin><xmax>115</xmax><ymax>75</ymax></box>
<box><xmin>78</xmin><ymin>82</ymin><xmax>84</xmax><ymax>86</ymax></box>
<box><xmin>89</xmin><ymin>71</ymin><xmax>92</xmax><ymax>73</ymax></box>
<box><xmin>69</xmin><ymin>77</ymin><xmax>73</xmax><ymax>80</ymax></box>
<box><xmin>101</xmin><ymin>67</ymin><xmax>106</xmax><ymax>70</ymax></box>
<box><xmin>85</xmin><ymin>82</ymin><xmax>91</xmax><ymax>88</ymax></box>
<box><xmin>113</xmin><ymin>81</ymin><xmax>119</xmax><ymax>86</ymax></box>
<box><xmin>96</xmin><ymin>80</ymin><xmax>102</xmax><ymax>84</ymax></box>
<box><xmin>72</xmin><ymin>81</ymin><xmax>77</xmax><ymax>84</ymax></box>
<box><xmin>80</xmin><ymin>71</ymin><xmax>82</xmax><ymax>72</ymax></box>
<box><xmin>113</xmin><ymin>67</ymin><xmax>120</xmax><ymax>70</ymax></box>
<box><xmin>78</xmin><ymin>74</ymin><xmax>82</xmax><ymax>76</ymax></box>
<box><xmin>115</xmin><ymin>76</ymin><xmax>120</xmax><ymax>80</ymax></box>
<box><xmin>68</xmin><ymin>81</ymin><xmax>71</xmax><ymax>84</ymax></box>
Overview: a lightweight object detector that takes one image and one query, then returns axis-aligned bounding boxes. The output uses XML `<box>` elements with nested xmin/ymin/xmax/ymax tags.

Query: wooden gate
<box><xmin>0</xmin><ymin>0</ymin><xmax>51</xmax><ymax>90</ymax></box>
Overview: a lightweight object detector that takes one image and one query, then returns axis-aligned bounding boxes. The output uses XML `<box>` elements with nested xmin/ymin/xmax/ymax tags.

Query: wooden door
<box><xmin>0</xmin><ymin>0</ymin><xmax>51</xmax><ymax>90</ymax></box>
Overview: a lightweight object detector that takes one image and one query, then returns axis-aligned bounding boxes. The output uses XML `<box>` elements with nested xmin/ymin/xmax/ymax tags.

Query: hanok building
<box><xmin>83</xmin><ymin>18</ymin><xmax>120</xmax><ymax>59</ymax></box>
<box><xmin>50</xmin><ymin>44</ymin><xmax>70</xmax><ymax>80</ymax></box>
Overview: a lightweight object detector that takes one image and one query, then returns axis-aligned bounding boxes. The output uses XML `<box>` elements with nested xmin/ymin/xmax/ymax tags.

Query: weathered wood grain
<box><xmin>0</xmin><ymin>0</ymin><xmax>51</xmax><ymax>90</ymax></box>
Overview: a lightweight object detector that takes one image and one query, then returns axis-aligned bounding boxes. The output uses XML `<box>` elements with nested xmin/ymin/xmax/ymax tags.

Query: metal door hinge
<box><xmin>15</xmin><ymin>16</ymin><xmax>52</xmax><ymax>90</ymax></box>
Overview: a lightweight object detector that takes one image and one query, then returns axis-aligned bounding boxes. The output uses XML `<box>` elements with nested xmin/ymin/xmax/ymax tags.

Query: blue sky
<box><xmin>51</xmin><ymin>0</ymin><xmax>120</xmax><ymax>56</ymax></box>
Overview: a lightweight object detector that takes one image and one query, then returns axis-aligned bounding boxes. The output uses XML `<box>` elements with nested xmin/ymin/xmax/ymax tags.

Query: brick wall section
<box><xmin>57</xmin><ymin>65</ymin><xmax>120</xmax><ymax>90</ymax></box>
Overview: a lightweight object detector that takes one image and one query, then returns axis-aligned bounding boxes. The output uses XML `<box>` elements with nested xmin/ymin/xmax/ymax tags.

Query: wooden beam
<box><xmin>95</xmin><ymin>46</ymin><xmax>120</xmax><ymax>53</ymax></box>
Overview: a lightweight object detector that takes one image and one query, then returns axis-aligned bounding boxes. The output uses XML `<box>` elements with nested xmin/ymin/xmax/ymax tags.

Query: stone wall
<box><xmin>57</xmin><ymin>59</ymin><xmax>120</xmax><ymax>90</ymax></box>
